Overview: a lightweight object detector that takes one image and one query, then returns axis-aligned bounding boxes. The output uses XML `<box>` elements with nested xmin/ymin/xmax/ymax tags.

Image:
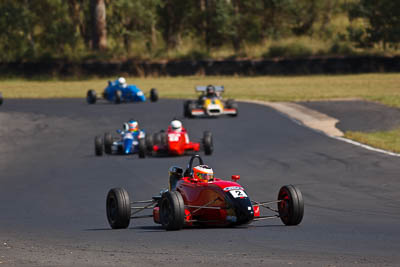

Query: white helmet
<box><xmin>118</xmin><ymin>77</ymin><xmax>127</xmax><ymax>87</ymax></box>
<box><xmin>170</xmin><ymin>120</ymin><xmax>182</xmax><ymax>132</ymax></box>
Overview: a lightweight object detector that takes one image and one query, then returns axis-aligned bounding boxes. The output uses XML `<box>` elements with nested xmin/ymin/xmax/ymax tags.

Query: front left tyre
<box><xmin>160</xmin><ymin>191</ymin><xmax>185</xmax><ymax>231</ymax></box>
<box><xmin>95</xmin><ymin>136</ymin><xmax>103</xmax><ymax>156</ymax></box>
<box><xmin>87</xmin><ymin>90</ymin><xmax>97</xmax><ymax>104</ymax></box>
<box><xmin>106</xmin><ymin>188</ymin><xmax>131</xmax><ymax>229</ymax></box>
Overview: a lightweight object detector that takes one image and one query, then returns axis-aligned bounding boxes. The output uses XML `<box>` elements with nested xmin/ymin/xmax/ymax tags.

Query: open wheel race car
<box><xmin>184</xmin><ymin>85</ymin><xmax>238</xmax><ymax>118</ymax></box>
<box><xmin>86</xmin><ymin>77</ymin><xmax>158</xmax><ymax>104</ymax></box>
<box><xmin>145</xmin><ymin>126</ymin><xmax>213</xmax><ymax>156</ymax></box>
<box><xmin>106</xmin><ymin>155</ymin><xmax>304</xmax><ymax>230</ymax></box>
<box><xmin>95</xmin><ymin>121</ymin><xmax>147</xmax><ymax>158</ymax></box>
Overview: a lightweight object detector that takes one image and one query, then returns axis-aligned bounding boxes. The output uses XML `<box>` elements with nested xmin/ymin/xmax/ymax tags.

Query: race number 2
<box><xmin>230</xmin><ymin>190</ymin><xmax>247</xmax><ymax>198</ymax></box>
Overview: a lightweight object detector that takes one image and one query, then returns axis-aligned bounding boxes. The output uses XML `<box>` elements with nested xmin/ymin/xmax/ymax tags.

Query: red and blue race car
<box><xmin>146</xmin><ymin>120</ymin><xmax>213</xmax><ymax>156</ymax></box>
<box><xmin>106</xmin><ymin>155</ymin><xmax>304</xmax><ymax>230</ymax></box>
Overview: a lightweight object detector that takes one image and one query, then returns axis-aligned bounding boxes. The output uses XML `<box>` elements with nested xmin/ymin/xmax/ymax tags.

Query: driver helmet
<box><xmin>193</xmin><ymin>165</ymin><xmax>214</xmax><ymax>182</ymax></box>
<box><xmin>127</xmin><ymin>119</ymin><xmax>139</xmax><ymax>132</ymax></box>
<box><xmin>206</xmin><ymin>85</ymin><xmax>215</xmax><ymax>96</ymax></box>
<box><xmin>118</xmin><ymin>77</ymin><xmax>127</xmax><ymax>88</ymax></box>
<box><xmin>170</xmin><ymin>120</ymin><xmax>182</xmax><ymax>132</ymax></box>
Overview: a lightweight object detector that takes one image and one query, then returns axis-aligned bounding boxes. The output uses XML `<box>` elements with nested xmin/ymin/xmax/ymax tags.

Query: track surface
<box><xmin>300</xmin><ymin>100</ymin><xmax>400</xmax><ymax>133</ymax></box>
<box><xmin>1</xmin><ymin>99</ymin><xmax>400</xmax><ymax>266</ymax></box>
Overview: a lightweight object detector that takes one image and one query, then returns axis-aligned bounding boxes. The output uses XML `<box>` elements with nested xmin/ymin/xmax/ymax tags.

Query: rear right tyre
<box><xmin>150</xmin><ymin>88</ymin><xmax>159</xmax><ymax>102</ymax></box>
<box><xmin>95</xmin><ymin>136</ymin><xmax>103</xmax><ymax>156</ymax></box>
<box><xmin>104</xmin><ymin>132</ymin><xmax>113</xmax><ymax>154</ymax></box>
<box><xmin>114</xmin><ymin>90</ymin><xmax>122</xmax><ymax>104</ymax></box>
<box><xmin>86</xmin><ymin>90</ymin><xmax>97</xmax><ymax>104</ymax></box>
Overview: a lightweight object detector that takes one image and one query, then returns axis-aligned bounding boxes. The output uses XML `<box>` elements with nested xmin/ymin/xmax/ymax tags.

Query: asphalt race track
<box><xmin>1</xmin><ymin>99</ymin><xmax>400</xmax><ymax>266</ymax></box>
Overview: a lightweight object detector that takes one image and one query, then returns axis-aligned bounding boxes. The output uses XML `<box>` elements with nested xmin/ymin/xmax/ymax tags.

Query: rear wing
<box><xmin>195</xmin><ymin>85</ymin><xmax>224</xmax><ymax>92</ymax></box>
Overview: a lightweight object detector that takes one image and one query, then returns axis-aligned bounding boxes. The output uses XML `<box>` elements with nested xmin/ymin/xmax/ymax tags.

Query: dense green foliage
<box><xmin>0</xmin><ymin>0</ymin><xmax>399</xmax><ymax>62</ymax></box>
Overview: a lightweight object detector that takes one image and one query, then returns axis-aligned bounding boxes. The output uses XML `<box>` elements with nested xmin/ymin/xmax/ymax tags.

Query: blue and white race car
<box><xmin>95</xmin><ymin>120</ymin><xmax>147</xmax><ymax>158</ymax></box>
<box><xmin>87</xmin><ymin>77</ymin><xmax>158</xmax><ymax>104</ymax></box>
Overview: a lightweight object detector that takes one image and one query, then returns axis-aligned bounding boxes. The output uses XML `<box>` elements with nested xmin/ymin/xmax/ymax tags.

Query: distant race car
<box><xmin>146</xmin><ymin>121</ymin><xmax>213</xmax><ymax>156</ymax></box>
<box><xmin>86</xmin><ymin>77</ymin><xmax>158</xmax><ymax>104</ymax></box>
<box><xmin>184</xmin><ymin>85</ymin><xmax>238</xmax><ymax>118</ymax></box>
<box><xmin>0</xmin><ymin>92</ymin><xmax>3</xmax><ymax>106</ymax></box>
<box><xmin>105</xmin><ymin>155</ymin><xmax>304</xmax><ymax>230</ymax></box>
<box><xmin>94</xmin><ymin>121</ymin><xmax>147</xmax><ymax>158</ymax></box>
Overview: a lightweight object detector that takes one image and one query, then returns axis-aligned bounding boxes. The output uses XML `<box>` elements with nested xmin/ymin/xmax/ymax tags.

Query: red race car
<box><xmin>106</xmin><ymin>155</ymin><xmax>304</xmax><ymax>230</ymax></box>
<box><xmin>146</xmin><ymin>120</ymin><xmax>213</xmax><ymax>156</ymax></box>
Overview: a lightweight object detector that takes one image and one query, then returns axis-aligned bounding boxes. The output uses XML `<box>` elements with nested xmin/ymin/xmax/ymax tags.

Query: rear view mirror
<box><xmin>231</xmin><ymin>175</ymin><xmax>240</xmax><ymax>182</ymax></box>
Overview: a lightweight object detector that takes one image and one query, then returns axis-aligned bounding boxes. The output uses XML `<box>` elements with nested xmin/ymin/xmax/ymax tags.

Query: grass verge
<box><xmin>345</xmin><ymin>129</ymin><xmax>400</xmax><ymax>154</ymax></box>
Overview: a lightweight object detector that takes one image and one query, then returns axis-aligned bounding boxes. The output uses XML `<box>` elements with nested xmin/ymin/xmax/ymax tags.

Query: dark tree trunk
<box><xmin>91</xmin><ymin>0</ymin><xmax>107</xmax><ymax>50</ymax></box>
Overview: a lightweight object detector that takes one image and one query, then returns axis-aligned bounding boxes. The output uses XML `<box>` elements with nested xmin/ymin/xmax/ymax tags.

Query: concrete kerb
<box><xmin>240</xmin><ymin>99</ymin><xmax>400</xmax><ymax>158</ymax></box>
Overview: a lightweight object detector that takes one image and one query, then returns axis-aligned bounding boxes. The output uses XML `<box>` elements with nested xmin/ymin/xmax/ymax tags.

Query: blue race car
<box><xmin>94</xmin><ymin>120</ymin><xmax>147</xmax><ymax>158</ymax></box>
<box><xmin>87</xmin><ymin>77</ymin><xmax>158</xmax><ymax>104</ymax></box>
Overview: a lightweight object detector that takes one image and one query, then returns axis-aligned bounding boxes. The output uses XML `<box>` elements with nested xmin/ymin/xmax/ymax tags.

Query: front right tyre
<box><xmin>278</xmin><ymin>185</ymin><xmax>304</xmax><ymax>226</ymax></box>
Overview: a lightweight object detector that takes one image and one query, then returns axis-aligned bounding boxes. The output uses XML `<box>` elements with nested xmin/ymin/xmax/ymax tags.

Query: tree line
<box><xmin>0</xmin><ymin>0</ymin><xmax>399</xmax><ymax>62</ymax></box>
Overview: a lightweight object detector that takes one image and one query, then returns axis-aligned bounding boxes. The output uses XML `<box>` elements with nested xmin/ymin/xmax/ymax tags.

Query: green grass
<box><xmin>1</xmin><ymin>73</ymin><xmax>400</xmax><ymax>153</ymax></box>
<box><xmin>1</xmin><ymin>73</ymin><xmax>400</xmax><ymax>107</ymax></box>
<box><xmin>345</xmin><ymin>129</ymin><xmax>400</xmax><ymax>153</ymax></box>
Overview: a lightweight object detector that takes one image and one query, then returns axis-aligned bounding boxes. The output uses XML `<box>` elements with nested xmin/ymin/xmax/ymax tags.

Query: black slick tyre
<box><xmin>104</xmin><ymin>132</ymin><xmax>113</xmax><ymax>154</ymax></box>
<box><xmin>160</xmin><ymin>191</ymin><xmax>185</xmax><ymax>231</ymax></box>
<box><xmin>0</xmin><ymin>92</ymin><xmax>3</xmax><ymax>106</ymax></box>
<box><xmin>183</xmin><ymin>100</ymin><xmax>190</xmax><ymax>117</ymax></box>
<box><xmin>95</xmin><ymin>136</ymin><xmax>103</xmax><ymax>156</ymax></box>
<box><xmin>114</xmin><ymin>90</ymin><xmax>122</xmax><ymax>104</ymax></box>
<box><xmin>150</xmin><ymin>88</ymin><xmax>158</xmax><ymax>102</ymax></box>
<box><xmin>86</xmin><ymin>90</ymin><xmax>97</xmax><ymax>104</ymax></box>
<box><xmin>203</xmin><ymin>131</ymin><xmax>213</xmax><ymax>155</ymax></box>
<box><xmin>278</xmin><ymin>185</ymin><xmax>304</xmax><ymax>226</ymax></box>
<box><xmin>138</xmin><ymin>138</ymin><xmax>146</xmax><ymax>158</ymax></box>
<box><xmin>106</xmin><ymin>188</ymin><xmax>131</xmax><ymax>229</ymax></box>
<box><xmin>145</xmin><ymin>134</ymin><xmax>154</xmax><ymax>151</ymax></box>
<box><xmin>226</xmin><ymin>99</ymin><xmax>238</xmax><ymax>117</ymax></box>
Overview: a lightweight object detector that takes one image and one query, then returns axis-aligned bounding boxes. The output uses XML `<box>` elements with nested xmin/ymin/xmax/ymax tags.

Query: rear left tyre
<box><xmin>278</xmin><ymin>185</ymin><xmax>304</xmax><ymax>226</ymax></box>
<box><xmin>160</xmin><ymin>191</ymin><xmax>185</xmax><ymax>231</ymax></box>
<box><xmin>106</xmin><ymin>188</ymin><xmax>131</xmax><ymax>229</ymax></box>
<box><xmin>95</xmin><ymin>136</ymin><xmax>103</xmax><ymax>156</ymax></box>
<box><xmin>86</xmin><ymin>89</ymin><xmax>97</xmax><ymax>104</ymax></box>
<box><xmin>150</xmin><ymin>88</ymin><xmax>159</xmax><ymax>102</ymax></box>
<box><xmin>203</xmin><ymin>131</ymin><xmax>213</xmax><ymax>155</ymax></box>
